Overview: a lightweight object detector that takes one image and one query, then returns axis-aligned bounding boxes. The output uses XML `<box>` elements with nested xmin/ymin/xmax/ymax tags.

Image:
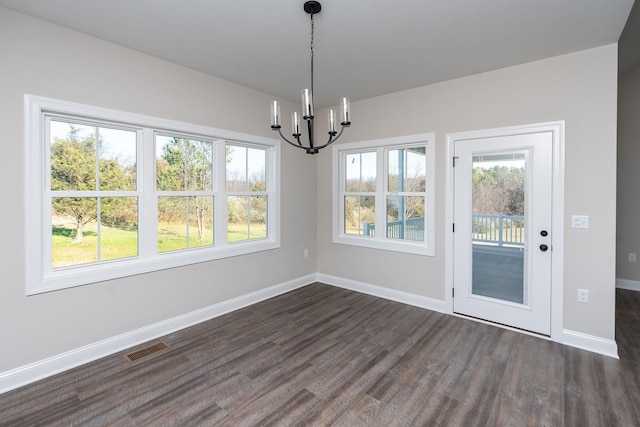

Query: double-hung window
<box><xmin>26</xmin><ymin>95</ymin><xmax>280</xmax><ymax>294</ymax></box>
<box><xmin>333</xmin><ymin>133</ymin><xmax>435</xmax><ymax>255</ymax></box>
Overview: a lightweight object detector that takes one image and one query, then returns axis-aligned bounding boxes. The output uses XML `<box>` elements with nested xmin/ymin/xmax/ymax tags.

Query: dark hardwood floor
<box><xmin>1</xmin><ymin>283</ymin><xmax>639</xmax><ymax>426</ymax></box>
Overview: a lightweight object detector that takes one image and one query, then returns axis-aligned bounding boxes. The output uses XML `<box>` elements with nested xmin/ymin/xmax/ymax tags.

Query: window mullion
<box><xmin>215</xmin><ymin>141</ymin><xmax>228</xmax><ymax>248</ymax></box>
<box><xmin>139</xmin><ymin>127</ymin><xmax>156</xmax><ymax>260</ymax></box>
<box><xmin>375</xmin><ymin>147</ymin><xmax>386</xmax><ymax>241</ymax></box>
<box><xmin>42</xmin><ymin>116</ymin><xmax>53</xmax><ymax>276</ymax></box>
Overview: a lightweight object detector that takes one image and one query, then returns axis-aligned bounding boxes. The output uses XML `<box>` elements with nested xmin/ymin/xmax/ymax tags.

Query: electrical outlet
<box><xmin>578</xmin><ymin>289</ymin><xmax>589</xmax><ymax>303</ymax></box>
<box><xmin>304</xmin><ymin>248</ymin><xmax>309</xmax><ymax>258</ymax></box>
<box><xmin>629</xmin><ymin>253</ymin><xmax>637</xmax><ymax>263</ymax></box>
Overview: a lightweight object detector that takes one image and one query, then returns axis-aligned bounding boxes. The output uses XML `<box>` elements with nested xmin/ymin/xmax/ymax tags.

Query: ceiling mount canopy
<box><xmin>270</xmin><ymin>1</ymin><xmax>351</xmax><ymax>155</ymax></box>
<box><xmin>303</xmin><ymin>0</ymin><xmax>321</xmax><ymax>15</ymax></box>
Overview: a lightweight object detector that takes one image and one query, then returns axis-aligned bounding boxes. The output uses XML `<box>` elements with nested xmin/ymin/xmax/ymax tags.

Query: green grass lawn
<box><xmin>52</xmin><ymin>220</ymin><xmax>267</xmax><ymax>268</ymax></box>
<box><xmin>52</xmin><ymin>224</ymin><xmax>137</xmax><ymax>268</ymax></box>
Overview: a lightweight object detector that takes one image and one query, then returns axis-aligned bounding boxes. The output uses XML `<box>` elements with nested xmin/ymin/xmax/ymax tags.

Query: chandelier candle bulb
<box><xmin>340</xmin><ymin>97</ymin><xmax>350</xmax><ymax>124</ymax></box>
<box><xmin>270</xmin><ymin>101</ymin><xmax>280</xmax><ymax>128</ymax></box>
<box><xmin>328</xmin><ymin>109</ymin><xmax>336</xmax><ymax>133</ymax></box>
<box><xmin>302</xmin><ymin>89</ymin><xmax>313</xmax><ymax>118</ymax></box>
<box><xmin>292</xmin><ymin>111</ymin><xmax>300</xmax><ymax>135</ymax></box>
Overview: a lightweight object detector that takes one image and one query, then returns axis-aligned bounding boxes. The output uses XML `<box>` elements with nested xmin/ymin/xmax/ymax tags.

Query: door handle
<box><xmin>539</xmin><ymin>244</ymin><xmax>549</xmax><ymax>252</ymax></box>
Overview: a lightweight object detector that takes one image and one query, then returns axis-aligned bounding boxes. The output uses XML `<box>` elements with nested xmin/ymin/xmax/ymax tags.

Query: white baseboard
<box><xmin>616</xmin><ymin>278</ymin><xmax>640</xmax><ymax>291</ymax></box>
<box><xmin>0</xmin><ymin>274</ymin><xmax>316</xmax><ymax>395</ymax></box>
<box><xmin>316</xmin><ymin>273</ymin><xmax>446</xmax><ymax>313</ymax></box>
<box><xmin>563</xmin><ymin>329</ymin><xmax>619</xmax><ymax>359</ymax></box>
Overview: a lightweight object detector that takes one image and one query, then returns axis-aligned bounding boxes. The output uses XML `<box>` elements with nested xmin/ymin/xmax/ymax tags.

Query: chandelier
<box><xmin>270</xmin><ymin>1</ymin><xmax>351</xmax><ymax>154</ymax></box>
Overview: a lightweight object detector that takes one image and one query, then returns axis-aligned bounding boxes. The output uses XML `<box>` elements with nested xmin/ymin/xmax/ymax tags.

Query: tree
<box><xmin>472</xmin><ymin>165</ymin><xmax>525</xmax><ymax>216</ymax></box>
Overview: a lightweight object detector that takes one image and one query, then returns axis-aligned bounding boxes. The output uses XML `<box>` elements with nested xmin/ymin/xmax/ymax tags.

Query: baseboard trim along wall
<box><xmin>316</xmin><ymin>273</ymin><xmax>446</xmax><ymax>313</ymax></box>
<box><xmin>616</xmin><ymin>278</ymin><xmax>640</xmax><ymax>292</ymax></box>
<box><xmin>0</xmin><ymin>273</ymin><xmax>621</xmax><ymax>394</ymax></box>
<box><xmin>0</xmin><ymin>274</ymin><xmax>315</xmax><ymax>395</ymax></box>
<box><xmin>562</xmin><ymin>329</ymin><xmax>619</xmax><ymax>359</ymax></box>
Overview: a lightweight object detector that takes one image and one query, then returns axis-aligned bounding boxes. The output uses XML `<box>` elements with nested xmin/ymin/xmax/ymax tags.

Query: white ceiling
<box><xmin>0</xmin><ymin>0</ymin><xmax>636</xmax><ymax>108</ymax></box>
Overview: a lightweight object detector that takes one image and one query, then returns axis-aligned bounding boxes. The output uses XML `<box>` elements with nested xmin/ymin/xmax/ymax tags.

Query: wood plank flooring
<box><xmin>1</xmin><ymin>283</ymin><xmax>639</xmax><ymax>426</ymax></box>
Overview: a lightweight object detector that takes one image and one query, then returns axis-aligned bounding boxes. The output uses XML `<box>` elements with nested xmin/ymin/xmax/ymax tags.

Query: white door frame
<box><xmin>445</xmin><ymin>121</ymin><xmax>565</xmax><ymax>341</ymax></box>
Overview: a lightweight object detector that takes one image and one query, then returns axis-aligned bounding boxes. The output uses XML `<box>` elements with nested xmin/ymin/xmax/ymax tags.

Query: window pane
<box><xmin>188</xmin><ymin>196</ymin><xmax>214</xmax><ymax>248</ymax></box>
<box><xmin>226</xmin><ymin>145</ymin><xmax>247</xmax><ymax>191</ymax></box>
<box><xmin>249</xmin><ymin>195</ymin><xmax>267</xmax><ymax>239</ymax></box>
<box><xmin>52</xmin><ymin>197</ymin><xmax>98</xmax><ymax>268</ymax></box>
<box><xmin>227</xmin><ymin>195</ymin><xmax>268</xmax><ymax>242</ymax></box>
<box><xmin>157</xmin><ymin>196</ymin><xmax>187</xmax><ymax>252</ymax></box>
<box><xmin>227</xmin><ymin>196</ymin><xmax>246</xmax><ymax>241</ymax></box>
<box><xmin>226</xmin><ymin>145</ymin><xmax>267</xmax><ymax>192</ymax></box>
<box><xmin>186</xmin><ymin>140</ymin><xmax>213</xmax><ymax>191</ymax></box>
<box><xmin>100</xmin><ymin>197</ymin><xmax>138</xmax><ymax>261</ymax></box>
<box><xmin>345</xmin><ymin>152</ymin><xmax>376</xmax><ymax>192</ymax></box>
<box><xmin>386</xmin><ymin>195</ymin><xmax>425</xmax><ymax>241</ymax></box>
<box><xmin>156</xmin><ymin>136</ymin><xmax>213</xmax><ymax>191</ymax></box>
<box><xmin>156</xmin><ymin>136</ymin><xmax>186</xmax><ymax>191</ymax></box>
<box><xmin>50</xmin><ymin>121</ymin><xmax>97</xmax><ymax>191</ymax></box>
<box><xmin>388</xmin><ymin>147</ymin><xmax>426</xmax><ymax>193</ymax></box>
<box><xmin>98</xmin><ymin>127</ymin><xmax>137</xmax><ymax>191</ymax></box>
<box><xmin>247</xmin><ymin>148</ymin><xmax>266</xmax><ymax>191</ymax></box>
<box><xmin>344</xmin><ymin>195</ymin><xmax>375</xmax><ymax>236</ymax></box>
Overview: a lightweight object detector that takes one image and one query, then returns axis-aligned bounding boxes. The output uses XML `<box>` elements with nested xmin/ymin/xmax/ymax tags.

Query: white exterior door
<box><xmin>453</xmin><ymin>130</ymin><xmax>553</xmax><ymax>335</ymax></box>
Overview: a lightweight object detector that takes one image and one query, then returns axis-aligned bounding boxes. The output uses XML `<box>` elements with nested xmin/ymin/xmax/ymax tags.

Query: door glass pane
<box><xmin>471</xmin><ymin>153</ymin><xmax>526</xmax><ymax>304</ymax></box>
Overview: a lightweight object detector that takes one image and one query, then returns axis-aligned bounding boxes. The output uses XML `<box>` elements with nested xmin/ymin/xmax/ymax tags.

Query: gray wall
<box><xmin>316</xmin><ymin>45</ymin><xmax>619</xmax><ymax>340</ymax></box>
<box><xmin>0</xmin><ymin>7</ymin><xmax>317</xmax><ymax>372</ymax></box>
<box><xmin>617</xmin><ymin>64</ymin><xmax>640</xmax><ymax>282</ymax></box>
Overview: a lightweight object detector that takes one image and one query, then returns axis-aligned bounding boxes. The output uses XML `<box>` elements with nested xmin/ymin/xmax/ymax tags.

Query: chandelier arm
<box><xmin>275</xmin><ymin>127</ymin><xmax>307</xmax><ymax>150</ymax></box>
<box><xmin>314</xmin><ymin>124</ymin><xmax>347</xmax><ymax>151</ymax></box>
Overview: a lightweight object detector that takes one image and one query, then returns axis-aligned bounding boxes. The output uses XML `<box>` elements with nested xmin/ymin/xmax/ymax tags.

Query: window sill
<box><xmin>333</xmin><ymin>234</ymin><xmax>434</xmax><ymax>256</ymax></box>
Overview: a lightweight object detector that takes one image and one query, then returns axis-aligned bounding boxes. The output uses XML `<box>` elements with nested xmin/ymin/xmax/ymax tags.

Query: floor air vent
<box><xmin>125</xmin><ymin>342</ymin><xmax>169</xmax><ymax>362</ymax></box>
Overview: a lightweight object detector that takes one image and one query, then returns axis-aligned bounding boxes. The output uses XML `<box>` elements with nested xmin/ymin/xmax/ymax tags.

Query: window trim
<box><xmin>25</xmin><ymin>95</ymin><xmax>280</xmax><ymax>295</ymax></box>
<box><xmin>332</xmin><ymin>133</ymin><xmax>435</xmax><ymax>256</ymax></box>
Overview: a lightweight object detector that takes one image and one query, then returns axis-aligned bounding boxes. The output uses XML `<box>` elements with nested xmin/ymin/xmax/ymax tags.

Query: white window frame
<box><xmin>25</xmin><ymin>95</ymin><xmax>280</xmax><ymax>295</ymax></box>
<box><xmin>332</xmin><ymin>133</ymin><xmax>435</xmax><ymax>256</ymax></box>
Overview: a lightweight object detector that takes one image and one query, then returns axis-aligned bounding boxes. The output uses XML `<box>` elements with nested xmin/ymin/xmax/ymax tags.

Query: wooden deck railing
<box><xmin>472</xmin><ymin>213</ymin><xmax>524</xmax><ymax>247</ymax></box>
<box><xmin>362</xmin><ymin>213</ymin><xmax>524</xmax><ymax>246</ymax></box>
<box><xmin>363</xmin><ymin>217</ymin><xmax>424</xmax><ymax>241</ymax></box>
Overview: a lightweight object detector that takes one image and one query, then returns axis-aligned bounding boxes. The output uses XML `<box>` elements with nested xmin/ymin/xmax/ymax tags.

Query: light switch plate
<box><xmin>571</xmin><ymin>215</ymin><xmax>589</xmax><ymax>229</ymax></box>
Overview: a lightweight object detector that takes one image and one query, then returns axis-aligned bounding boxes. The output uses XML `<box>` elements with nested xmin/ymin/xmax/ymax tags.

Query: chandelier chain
<box><xmin>310</xmin><ymin>13</ymin><xmax>315</xmax><ymax>96</ymax></box>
